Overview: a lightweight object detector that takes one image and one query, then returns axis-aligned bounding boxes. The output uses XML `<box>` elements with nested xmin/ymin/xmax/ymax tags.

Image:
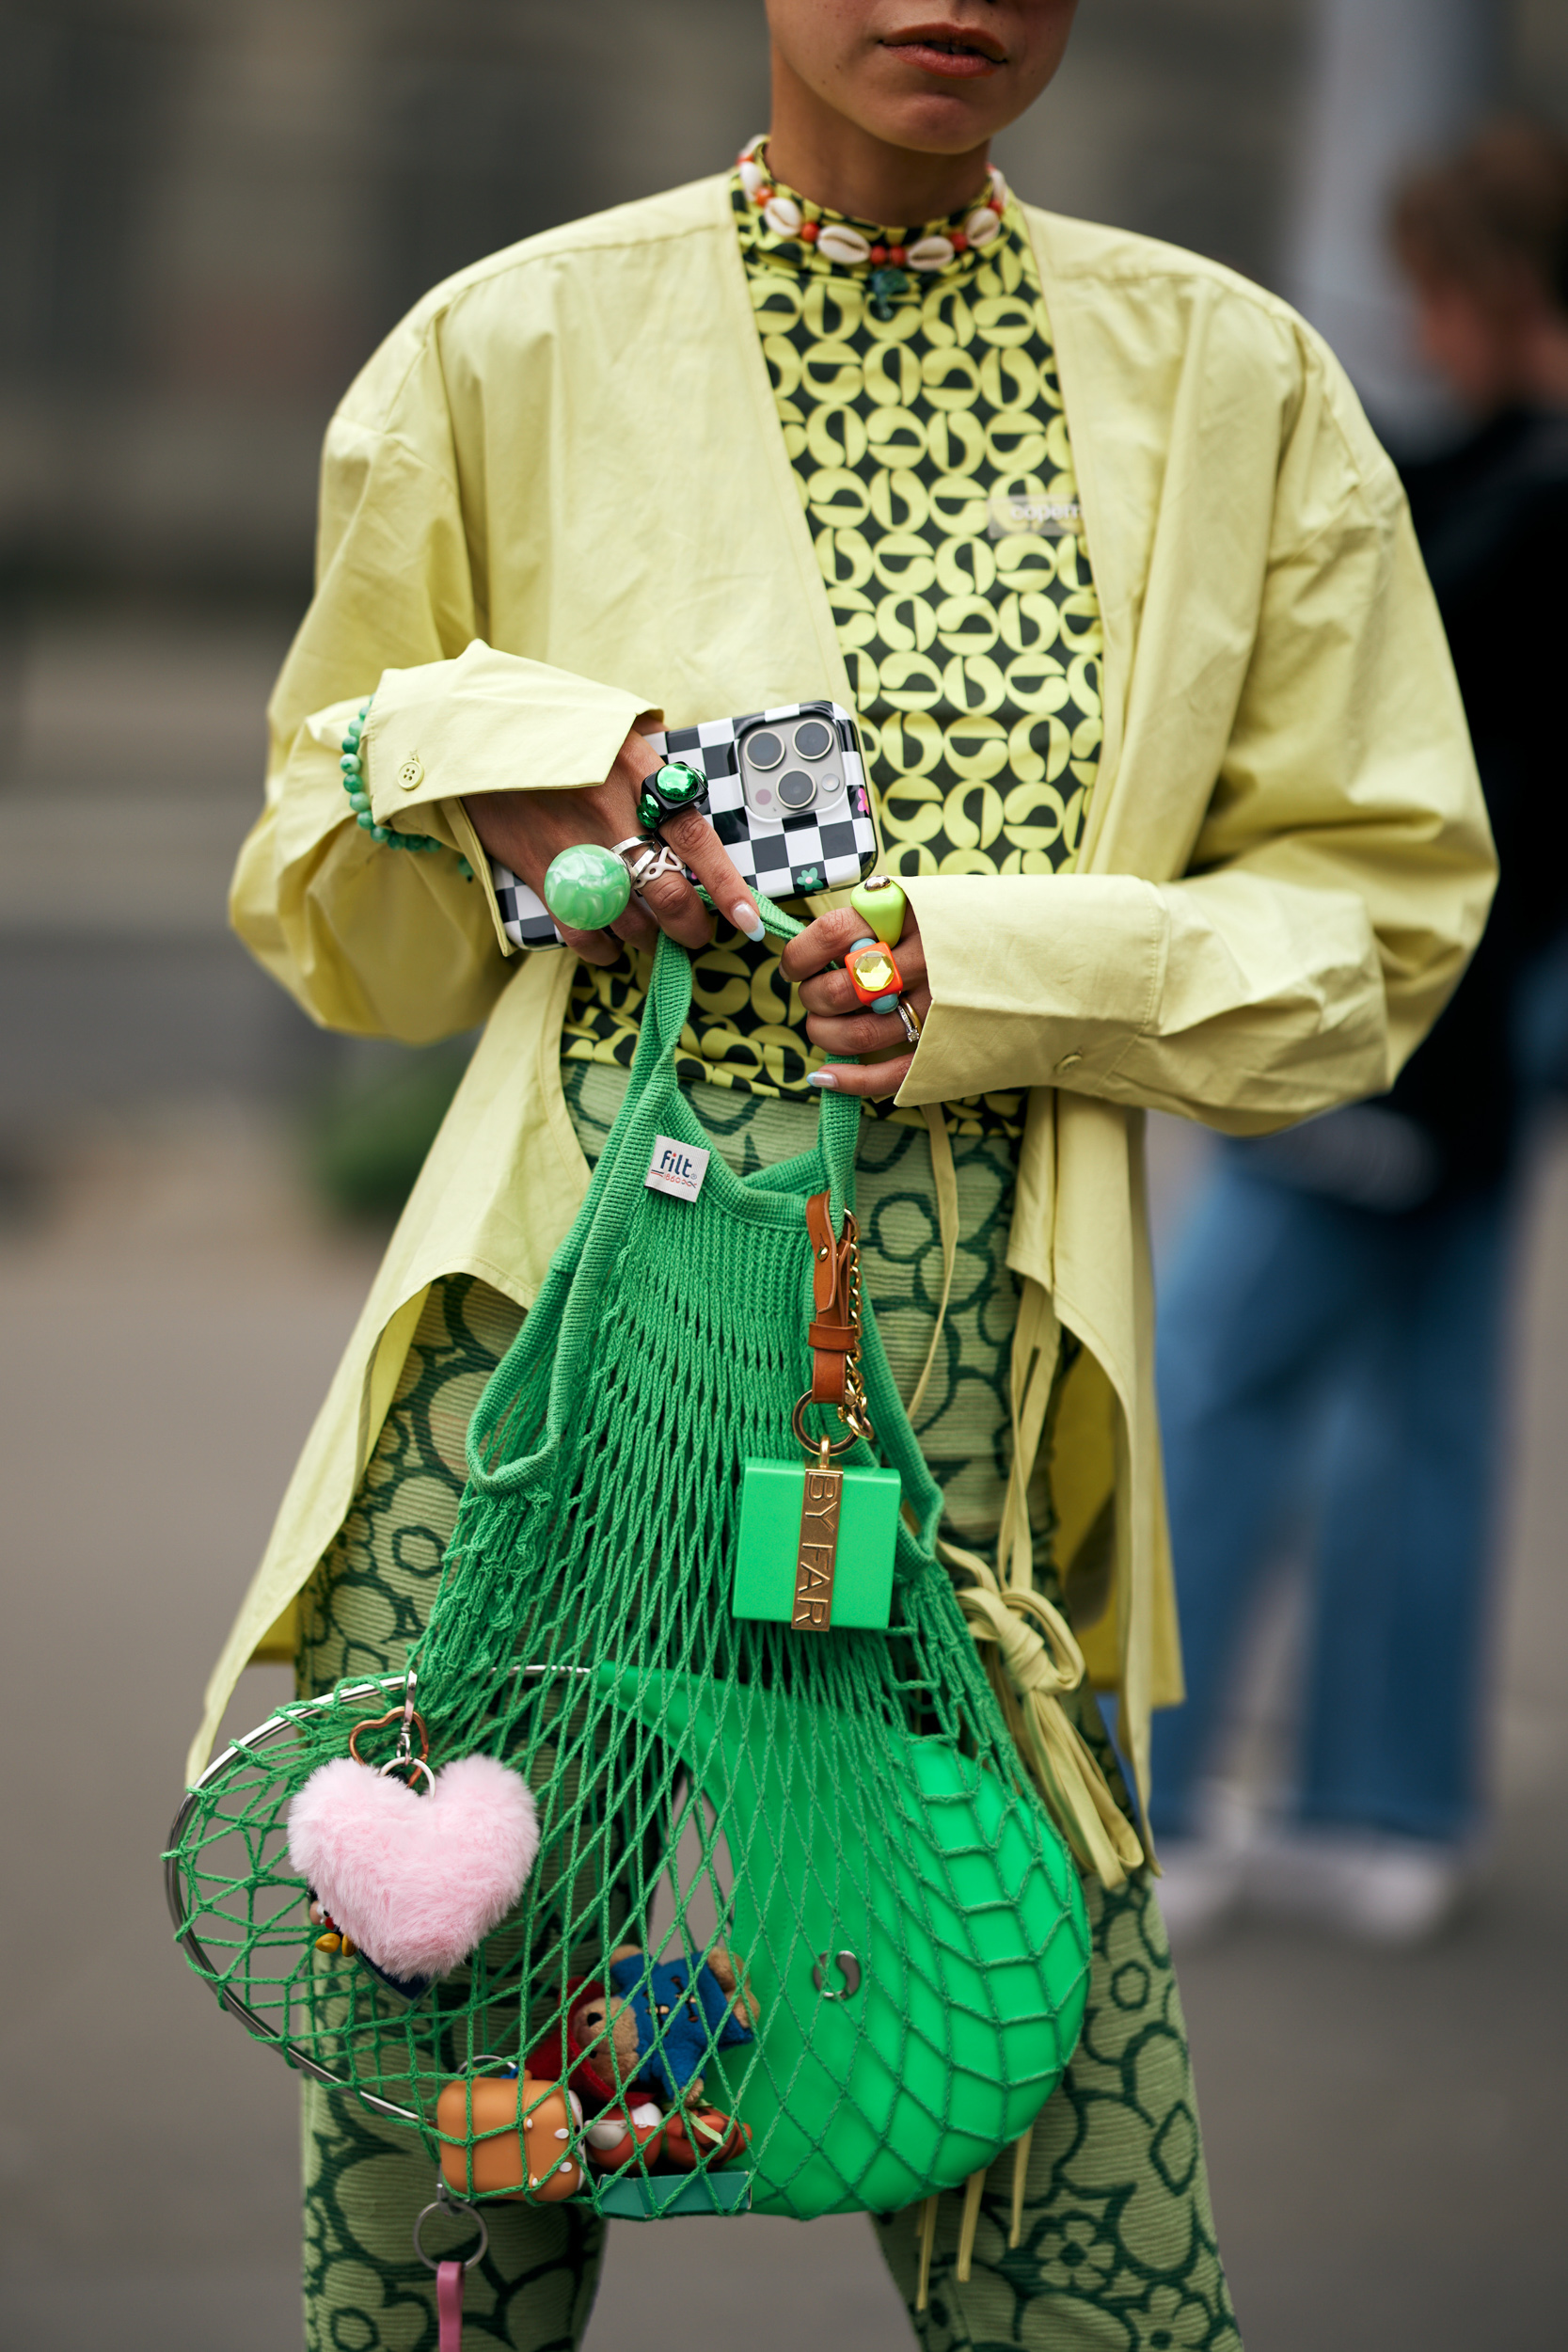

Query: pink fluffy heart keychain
<box><xmin>288</xmin><ymin>1677</ymin><xmax>539</xmax><ymax>1984</ymax></box>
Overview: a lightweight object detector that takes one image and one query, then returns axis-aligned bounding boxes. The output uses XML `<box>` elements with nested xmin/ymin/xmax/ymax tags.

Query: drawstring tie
<box><xmin>941</xmin><ymin>1548</ymin><xmax>1143</xmax><ymax>1887</ymax></box>
<box><xmin>905</xmin><ymin>1100</ymin><xmax>1143</xmax><ymax>1891</ymax></box>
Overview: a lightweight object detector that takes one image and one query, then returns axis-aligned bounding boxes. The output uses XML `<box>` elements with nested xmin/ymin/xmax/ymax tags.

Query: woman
<box><xmin>196</xmin><ymin>4</ymin><xmax>1492</xmax><ymax>2345</ymax></box>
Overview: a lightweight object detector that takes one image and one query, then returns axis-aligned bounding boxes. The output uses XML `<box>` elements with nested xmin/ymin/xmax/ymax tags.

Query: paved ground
<box><xmin>2</xmin><ymin>1105</ymin><xmax>1564</xmax><ymax>2352</ymax></box>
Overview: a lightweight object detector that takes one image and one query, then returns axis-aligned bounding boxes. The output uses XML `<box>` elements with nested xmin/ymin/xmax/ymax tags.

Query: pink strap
<box><xmin>437</xmin><ymin>2260</ymin><xmax>465</xmax><ymax>2352</ymax></box>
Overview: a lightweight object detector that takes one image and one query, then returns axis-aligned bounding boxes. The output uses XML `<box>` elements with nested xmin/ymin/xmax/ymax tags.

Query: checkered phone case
<box><xmin>492</xmin><ymin>700</ymin><xmax>876</xmax><ymax>949</ymax></box>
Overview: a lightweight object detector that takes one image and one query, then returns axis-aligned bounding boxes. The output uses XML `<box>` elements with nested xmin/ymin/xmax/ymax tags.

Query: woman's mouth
<box><xmin>882</xmin><ymin>25</ymin><xmax>1007</xmax><ymax>79</ymax></box>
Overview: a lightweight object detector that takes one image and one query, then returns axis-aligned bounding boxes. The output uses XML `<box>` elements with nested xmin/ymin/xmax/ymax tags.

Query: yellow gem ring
<box><xmin>845</xmin><ymin>937</ymin><xmax>903</xmax><ymax>1013</ymax></box>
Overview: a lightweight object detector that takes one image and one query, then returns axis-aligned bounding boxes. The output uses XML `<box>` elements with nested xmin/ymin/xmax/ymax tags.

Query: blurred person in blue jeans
<box><xmin>1151</xmin><ymin>119</ymin><xmax>1568</xmax><ymax>1943</ymax></box>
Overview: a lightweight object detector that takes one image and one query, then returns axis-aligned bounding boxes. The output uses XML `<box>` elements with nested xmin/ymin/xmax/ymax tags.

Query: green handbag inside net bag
<box><xmin>166</xmin><ymin>899</ymin><xmax>1095</xmax><ymax>2224</ymax></box>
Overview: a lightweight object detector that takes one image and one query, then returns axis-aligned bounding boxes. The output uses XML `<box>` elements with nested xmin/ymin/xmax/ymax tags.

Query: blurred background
<box><xmin>3</xmin><ymin>3</ymin><xmax>1566</xmax><ymax>2347</ymax></box>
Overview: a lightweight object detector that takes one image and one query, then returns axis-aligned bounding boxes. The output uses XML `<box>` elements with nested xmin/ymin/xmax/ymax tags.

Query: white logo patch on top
<box><xmin>645</xmin><ymin>1136</ymin><xmax>710</xmax><ymax>1202</ymax></box>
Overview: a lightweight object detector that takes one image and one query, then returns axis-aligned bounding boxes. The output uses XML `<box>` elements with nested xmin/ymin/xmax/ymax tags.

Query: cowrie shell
<box><xmin>965</xmin><ymin>207</ymin><xmax>1002</xmax><ymax>246</ymax></box>
<box><xmin>764</xmin><ymin>195</ymin><xmax>802</xmax><ymax>235</ymax></box>
<box><xmin>738</xmin><ymin>158</ymin><xmax>765</xmax><ymax>199</ymax></box>
<box><xmin>816</xmin><ymin>223</ymin><xmax>873</xmax><ymax>266</ymax></box>
<box><xmin>907</xmin><ymin>234</ymin><xmax>956</xmax><ymax>272</ymax></box>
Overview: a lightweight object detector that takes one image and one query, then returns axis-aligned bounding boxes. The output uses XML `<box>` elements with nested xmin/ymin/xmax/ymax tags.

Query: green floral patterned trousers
<box><xmin>295</xmin><ymin>1066</ymin><xmax>1239</xmax><ymax>2351</ymax></box>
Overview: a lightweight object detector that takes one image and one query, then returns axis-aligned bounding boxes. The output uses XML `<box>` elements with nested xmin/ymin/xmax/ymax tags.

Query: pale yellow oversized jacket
<box><xmin>196</xmin><ymin>176</ymin><xmax>1494</xmax><ymax>1826</ymax></box>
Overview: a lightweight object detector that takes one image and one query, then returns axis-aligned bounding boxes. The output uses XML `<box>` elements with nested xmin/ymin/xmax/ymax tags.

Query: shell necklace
<box><xmin>736</xmin><ymin>137</ymin><xmax>1007</xmax><ymax>319</ymax></box>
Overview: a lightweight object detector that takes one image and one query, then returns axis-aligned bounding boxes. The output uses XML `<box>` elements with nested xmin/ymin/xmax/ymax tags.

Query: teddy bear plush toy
<box><xmin>546</xmin><ymin>1943</ymin><xmax>760</xmax><ymax>2111</ymax></box>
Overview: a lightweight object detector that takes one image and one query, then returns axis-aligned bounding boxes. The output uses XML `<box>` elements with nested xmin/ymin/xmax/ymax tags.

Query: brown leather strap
<box><xmin>806</xmin><ymin>1193</ymin><xmax>840</xmax><ymax>1310</ymax></box>
<box><xmin>807</xmin><ymin>1320</ymin><xmax>856</xmax><ymax>1353</ymax></box>
<box><xmin>805</xmin><ymin>1190</ymin><xmax>854</xmax><ymax>1406</ymax></box>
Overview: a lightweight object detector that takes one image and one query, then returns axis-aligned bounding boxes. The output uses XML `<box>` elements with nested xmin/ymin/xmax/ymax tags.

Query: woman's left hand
<box><xmin>779</xmin><ymin>902</ymin><xmax>931</xmax><ymax>1100</ymax></box>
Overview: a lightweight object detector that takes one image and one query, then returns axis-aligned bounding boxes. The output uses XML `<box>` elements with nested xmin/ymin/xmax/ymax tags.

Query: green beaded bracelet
<box><xmin>339</xmin><ymin>701</ymin><xmax>471</xmax><ymax>876</ymax></box>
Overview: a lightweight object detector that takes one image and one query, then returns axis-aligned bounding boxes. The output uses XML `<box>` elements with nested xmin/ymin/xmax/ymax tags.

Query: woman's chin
<box><xmin>852</xmin><ymin>88</ymin><xmax>1013</xmax><ymax>156</ymax></box>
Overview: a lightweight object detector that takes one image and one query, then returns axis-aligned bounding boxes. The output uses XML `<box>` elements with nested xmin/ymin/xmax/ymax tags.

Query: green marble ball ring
<box><xmin>543</xmin><ymin>841</ymin><xmax>632</xmax><ymax>930</ymax></box>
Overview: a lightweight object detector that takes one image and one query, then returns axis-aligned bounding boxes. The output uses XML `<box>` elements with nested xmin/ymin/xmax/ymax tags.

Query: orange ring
<box><xmin>845</xmin><ymin>939</ymin><xmax>904</xmax><ymax>1008</ymax></box>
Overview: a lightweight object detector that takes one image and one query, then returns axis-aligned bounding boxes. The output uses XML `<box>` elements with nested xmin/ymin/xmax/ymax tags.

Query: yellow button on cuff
<box><xmin>397</xmin><ymin>755</ymin><xmax>424</xmax><ymax>792</ymax></box>
<box><xmin>1056</xmin><ymin>1052</ymin><xmax>1083</xmax><ymax>1073</ymax></box>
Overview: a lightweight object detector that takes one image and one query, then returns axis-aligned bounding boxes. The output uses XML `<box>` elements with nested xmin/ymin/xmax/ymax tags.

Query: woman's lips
<box><xmin>884</xmin><ymin>40</ymin><xmax>1004</xmax><ymax>79</ymax></box>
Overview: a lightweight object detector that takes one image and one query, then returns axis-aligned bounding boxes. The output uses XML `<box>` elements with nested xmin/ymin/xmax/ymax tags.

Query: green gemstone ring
<box><xmin>543</xmin><ymin>842</ymin><xmax>633</xmax><ymax>930</ymax></box>
<box><xmin>636</xmin><ymin>758</ymin><xmax>707</xmax><ymax>832</ymax></box>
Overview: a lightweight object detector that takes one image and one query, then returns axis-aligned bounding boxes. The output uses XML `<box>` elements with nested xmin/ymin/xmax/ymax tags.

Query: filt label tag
<box><xmin>645</xmin><ymin>1136</ymin><xmax>710</xmax><ymax>1202</ymax></box>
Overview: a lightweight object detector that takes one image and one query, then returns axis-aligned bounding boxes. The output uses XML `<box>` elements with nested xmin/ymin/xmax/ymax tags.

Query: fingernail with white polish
<box><xmin>807</xmin><ymin>1070</ymin><xmax>838</xmax><ymax>1089</ymax></box>
<box><xmin>733</xmin><ymin>902</ymin><xmax>766</xmax><ymax>942</ymax></box>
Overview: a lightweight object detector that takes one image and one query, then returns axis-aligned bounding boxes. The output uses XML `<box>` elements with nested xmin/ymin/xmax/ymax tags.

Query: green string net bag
<box><xmin>166</xmin><ymin>901</ymin><xmax>1091</xmax><ymax>2221</ymax></box>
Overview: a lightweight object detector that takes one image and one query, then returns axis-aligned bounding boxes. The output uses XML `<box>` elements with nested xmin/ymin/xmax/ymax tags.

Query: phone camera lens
<box><xmin>746</xmin><ymin>730</ymin><xmax>785</xmax><ymax>770</ymax></box>
<box><xmin>777</xmin><ymin>769</ymin><xmax>817</xmax><ymax>810</ymax></box>
<box><xmin>792</xmin><ymin>720</ymin><xmax>833</xmax><ymax>760</ymax></box>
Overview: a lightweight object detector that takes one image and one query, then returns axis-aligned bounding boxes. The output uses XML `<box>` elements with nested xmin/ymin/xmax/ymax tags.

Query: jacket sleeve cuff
<box><xmin>362</xmin><ymin>638</ymin><xmax>661</xmax><ymax>824</ymax></box>
<box><xmin>893</xmin><ymin>874</ymin><xmax>1167</xmax><ymax>1106</ymax></box>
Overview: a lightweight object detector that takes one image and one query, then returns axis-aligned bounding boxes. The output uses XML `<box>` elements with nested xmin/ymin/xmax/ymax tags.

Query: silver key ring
<box><xmin>413</xmin><ymin>2177</ymin><xmax>490</xmax><ymax>2273</ymax></box>
<box><xmin>610</xmin><ymin>834</ymin><xmax>685</xmax><ymax>896</ymax></box>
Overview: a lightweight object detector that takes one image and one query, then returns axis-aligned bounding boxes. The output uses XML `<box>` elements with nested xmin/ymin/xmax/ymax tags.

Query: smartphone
<box><xmin>492</xmin><ymin>699</ymin><xmax>876</xmax><ymax>949</ymax></box>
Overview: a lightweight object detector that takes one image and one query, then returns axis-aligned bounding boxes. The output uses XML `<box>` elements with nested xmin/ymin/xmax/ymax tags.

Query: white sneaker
<box><xmin>1244</xmin><ymin>1827</ymin><xmax>1473</xmax><ymax>1947</ymax></box>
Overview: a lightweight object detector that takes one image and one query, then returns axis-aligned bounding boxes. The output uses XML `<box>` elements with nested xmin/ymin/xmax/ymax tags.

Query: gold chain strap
<box><xmin>837</xmin><ymin>1210</ymin><xmax>875</xmax><ymax>1444</ymax></box>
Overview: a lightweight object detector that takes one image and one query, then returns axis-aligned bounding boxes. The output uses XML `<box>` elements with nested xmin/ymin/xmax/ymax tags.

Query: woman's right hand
<box><xmin>465</xmin><ymin>728</ymin><xmax>764</xmax><ymax>965</ymax></box>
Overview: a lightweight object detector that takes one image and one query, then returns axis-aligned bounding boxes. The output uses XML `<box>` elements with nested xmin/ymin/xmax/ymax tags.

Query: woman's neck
<box><xmin>766</xmin><ymin>43</ymin><xmax>991</xmax><ymax>225</ymax></box>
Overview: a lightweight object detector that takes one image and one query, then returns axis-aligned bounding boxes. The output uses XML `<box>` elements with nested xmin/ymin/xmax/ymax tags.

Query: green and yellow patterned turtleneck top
<box><xmin>562</xmin><ymin>151</ymin><xmax>1103</xmax><ymax>1141</ymax></box>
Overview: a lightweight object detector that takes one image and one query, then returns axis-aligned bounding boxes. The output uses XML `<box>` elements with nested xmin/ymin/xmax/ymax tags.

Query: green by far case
<box><xmin>733</xmin><ymin>1456</ymin><xmax>901</xmax><ymax>1630</ymax></box>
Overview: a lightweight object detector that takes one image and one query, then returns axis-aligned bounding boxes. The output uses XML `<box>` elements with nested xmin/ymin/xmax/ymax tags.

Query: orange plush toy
<box><xmin>580</xmin><ymin>2097</ymin><xmax>669</xmax><ymax>2172</ymax></box>
<box><xmin>436</xmin><ymin>2073</ymin><xmax>584</xmax><ymax>2202</ymax></box>
<box><xmin>661</xmin><ymin>2104</ymin><xmax>752</xmax><ymax>2170</ymax></box>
